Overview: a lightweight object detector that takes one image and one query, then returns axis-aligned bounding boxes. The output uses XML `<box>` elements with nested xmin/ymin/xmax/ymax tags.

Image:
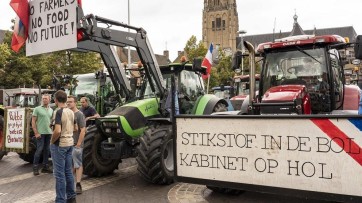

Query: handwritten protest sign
<box><xmin>5</xmin><ymin>108</ymin><xmax>26</xmax><ymax>149</ymax></box>
<box><xmin>26</xmin><ymin>0</ymin><xmax>78</xmax><ymax>56</ymax></box>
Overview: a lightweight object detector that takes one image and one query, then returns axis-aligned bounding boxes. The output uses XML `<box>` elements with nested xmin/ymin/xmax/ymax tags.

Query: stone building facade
<box><xmin>202</xmin><ymin>0</ymin><xmax>239</xmax><ymax>53</ymax></box>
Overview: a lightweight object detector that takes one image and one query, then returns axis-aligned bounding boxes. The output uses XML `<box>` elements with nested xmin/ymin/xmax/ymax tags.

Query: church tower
<box><xmin>202</xmin><ymin>0</ymin><xmax>239</xmax><ymax>53</ymax></box>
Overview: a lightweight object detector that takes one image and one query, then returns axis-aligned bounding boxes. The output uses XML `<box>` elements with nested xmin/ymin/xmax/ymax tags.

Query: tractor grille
<box><xmin>100</xmin><ymin>120</ymin><xmax>122</xmax><ymax>138</ymax></box>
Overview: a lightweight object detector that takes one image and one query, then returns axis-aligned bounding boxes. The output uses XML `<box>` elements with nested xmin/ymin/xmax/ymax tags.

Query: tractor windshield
<box><xmin>236</xmin><ymin>81</ymin><xmax>259</xmax><ymax>97</ymax></box>
<box><xmin>261</xmin><ymin>47</ymin><xmax>327</xmax><ymax>94</ymax></box>
<box><xmin>13</xmin><ymin>94</ymin><xmax>38</xmax><ymax>108</ymax></box>
<box><xmin>143</xmin><ymin>70</ymin><xmax>204</xmax><ymax>107</ymax></box>
<box><xmin>71</xmin><ymin>73</ymin><xmax>113</xmax><ymax>97</ymax></box>
<box><xmin>143</xmin><ymin>73</ymin><xmax>172</xmax><ymax>99</ymax></box>
<box><xmin>72</xmin><ymin>74</ymin><xmax>98</xmax><ymax>96</ymax></box>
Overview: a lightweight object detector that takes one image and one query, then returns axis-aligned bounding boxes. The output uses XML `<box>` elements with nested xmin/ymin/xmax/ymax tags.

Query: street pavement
<box><xmin>0</xmin><ymin>152</ymin><xmax>331</xmax><ymax>203</ymax></box>
<box><xmin>0</xmin><ymin>152</ymin><xmax>174</xmax><ymax>203</ymax></box>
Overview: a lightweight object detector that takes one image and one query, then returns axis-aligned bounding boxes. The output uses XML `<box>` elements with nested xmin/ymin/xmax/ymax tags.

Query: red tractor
<box><xmin>234</xmin><ymin>34</ymin><xmax>361</xmax><ymax>115</ymax></box>
<box><xmin>230</xmin><ymin>74</ymin><xmax>260</xmax><ymax>110</ymax></box>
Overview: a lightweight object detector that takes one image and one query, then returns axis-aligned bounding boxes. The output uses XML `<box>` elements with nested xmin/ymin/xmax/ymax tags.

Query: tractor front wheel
<box><xmin>83</xmin><ymin>125</ymin><xmax>119</xmax><ymax>177</ymax></box>
<box><xmin>0</xmin><ymin>115</ymin><xmax>5</xmax><ymax>161</ymax></box>
<box><xmin>136</xmin><ymin>124</ymin><xmax>174</xmax><ymax>185</ymax></box>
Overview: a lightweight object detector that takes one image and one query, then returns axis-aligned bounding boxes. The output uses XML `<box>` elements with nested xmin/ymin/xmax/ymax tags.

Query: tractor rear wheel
<box><xmin>0</xmin><ymin>151</ymin><xmax>6</xmax><ymax>161</ymax></box>
<box><xmin>0</xmin><ymin>115</ymin><xmax>3</xmax><ymax>130</ymax></box>
<box><xmin>83</xmin><ymin>125</ymin><xmax>119</xmax><ymax>177</ymax></box>
<box><xmin>136</xmin><ymin>124</ymin><xmax>174</xmax><ymax>185</ymax></box>
<box><xmin>0</xmin><ymin>115</ymin><xmax>4</xmax><ymax>160</ymax></box>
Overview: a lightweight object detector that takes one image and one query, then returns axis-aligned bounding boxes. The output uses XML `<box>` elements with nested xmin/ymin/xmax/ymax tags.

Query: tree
<box><xmin>184</xmin><ymin>35</ymin><xmax>207</xmax><ymax>62</ymax></box>
<box><xmin>0</xmin><ymin>29</ymin><xmax>102</xmax><ymax>89</ymax></box>
<box><xmin>208</xmin><ymin>51</ymin><xmax>234</xmax><ymax>92</ymax></box>
<box><xmin>182</xmin><ymin>36</ymin><xmax>236</xmax><ymax>93</ymax></box>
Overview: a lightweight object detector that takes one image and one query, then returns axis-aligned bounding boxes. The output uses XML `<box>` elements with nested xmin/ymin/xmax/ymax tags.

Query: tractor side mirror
<box><xmin>192</xmin><ymin>58</ymin><xmax>203</xmax><ymax>72</ymax></box>
<box><xmin>232</xmin><ymin>50</ymin><xmax>243</xmax><ymax>72</ymax></box>
<box><xmin>354</xmin><ymin>35</ymin><xmax>362</xmax><ymax>59</ymax></box>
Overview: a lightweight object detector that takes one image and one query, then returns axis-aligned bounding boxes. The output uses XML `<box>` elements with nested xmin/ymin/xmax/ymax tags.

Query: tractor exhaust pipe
<box><xmin>243</xmin><ymin>41</ymin><xmax>256</xmax><ymax>106</ymax></box>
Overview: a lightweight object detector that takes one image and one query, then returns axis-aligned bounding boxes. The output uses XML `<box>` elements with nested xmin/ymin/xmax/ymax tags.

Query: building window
<box><xmin>222</xmin><ymin>20</ymin><xmax>225</xmax><ymax>30</ymax></box>
<box><xmin>216</xmin><ymin>18</ymin><xmax>221</xmax><ymax>30</ymax></box>
<box><xmin>212</xmin><ymin>21</ymin><xmax>215</xmax><ymax>31</ymax></box>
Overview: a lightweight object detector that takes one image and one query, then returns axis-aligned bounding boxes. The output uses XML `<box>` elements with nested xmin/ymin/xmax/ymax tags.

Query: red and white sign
<box><xmin>176</xmin><ymin>117</ymin><xmax>362</xmax><ymax>197</ymax></box>
<box><xmin>5</xmin><ymin>108</ymin><xmax>26</xmax><ymax>149</ymax></box>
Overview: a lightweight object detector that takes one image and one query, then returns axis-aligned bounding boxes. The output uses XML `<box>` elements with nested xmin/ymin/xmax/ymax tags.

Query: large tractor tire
<box><xmin>83</xmin><ymin>125</ymin><xmax>119</xmax><ymax>177</ymax></box>
<box><xmin>0</xmin><ymin>151</ymin><xmax>6</xmax><ymax>161</ymax></box>
<box><xmin>18</xmin><ymin>137</ymin><xmax>37</xmax><ymax>163</ymax></box>
<box><xmin>137</xmin><ymin>102</ymin><xmax>227</xmax><ymax>185</ymax></box>
<box><xmin>0</xmin><ymin>115</ymin><xmax>4</xmax><ymax>160</ymax></box>
<box><xmin>206</xmin><ymin>186</ymin><xmax>244</xmax><ymax>195</ymax></box>
<box><xmin>0</xmin><ymin>115</ymin><xmax>3</xmax><ymax>130</ymax></box>
<box><xmin>136</xmin><ymin>124</ymin><xmax>174</xmax><ymax>185</ymax></box>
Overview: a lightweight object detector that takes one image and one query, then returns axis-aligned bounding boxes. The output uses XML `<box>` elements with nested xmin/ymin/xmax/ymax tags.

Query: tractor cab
<box><xmin>11</xmin><ymin>92</ymin><xmax>39</xmax><ymax>108</ymax></box>
<box><xmin>238</xmin><ymin>34</ymin><xmax>360</xmax><ymax>115</ymax></box>
<box><xmin>65</xmin><ymin>72</ymin><xmax>117</xmax><ymax>116</ymax></box>
<box><xmin>141</xmin><ymin>61</ymin><xmax>206</xmax><ymax>114</ymax></box>
<box><xmin>231</xmin><ymin>74</ymin><xmax>260</xmax><ymax>110</ymax></box>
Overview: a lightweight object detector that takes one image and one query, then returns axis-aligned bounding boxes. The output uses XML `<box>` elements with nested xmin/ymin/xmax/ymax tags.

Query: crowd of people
<box><xmin>32</xmin><ymin>91</ymin><xmax>99</xmax><ymax>203</ymax></box>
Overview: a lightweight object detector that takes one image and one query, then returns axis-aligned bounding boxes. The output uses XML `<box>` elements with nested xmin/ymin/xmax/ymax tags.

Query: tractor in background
<box><xmin>234</xmin><ymin>34</ymin><xmax>360</xmax><ymax>115</ymax></box>
<box><xmin>230</xmin><ymin>74</ymin><xmax>260</xmax><ymax>110</ymax></box>
<box><xmin>211</xmin><ymin>85</ymin><xmax>235</xmax><ymax>111</ymax></box>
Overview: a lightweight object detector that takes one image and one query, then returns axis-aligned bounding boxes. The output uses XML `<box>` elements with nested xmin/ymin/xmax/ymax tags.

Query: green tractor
<box><xmin>71</xmin><ymin>10</ymin><xmax>227</xmax><ymax>184</ymax></box>
<box><xmin>63</xmin><ymin>71</ymin><xmax>121</xmax><ymax>117</ymax></box>
<box><xmin>83</xmin><ymin>62</ymin><xmax>228</xmax><ymax>184</ymax></box>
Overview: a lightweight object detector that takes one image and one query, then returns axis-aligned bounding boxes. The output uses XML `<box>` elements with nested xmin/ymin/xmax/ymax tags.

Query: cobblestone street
<box><xmin>0</xmin><ymin>152</ymin><xmax>334</xmax><ymax>203</ymax></box>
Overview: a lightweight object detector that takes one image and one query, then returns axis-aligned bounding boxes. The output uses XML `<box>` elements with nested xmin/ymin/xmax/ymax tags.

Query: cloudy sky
<box><xmin>1</xmin><ymin>0</ymin><xmax>361</xmax><ymax>60</ymax></box>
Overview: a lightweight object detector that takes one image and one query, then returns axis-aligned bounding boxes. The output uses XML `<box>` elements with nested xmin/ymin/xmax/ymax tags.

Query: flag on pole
<box><xmin>202</xmin><ymin>43</ymin><xmax>214</xmax><ymax>80</ymax></box>
<box><xmin>10</xmin><ymin>0</ymin><xmax>29</xmax><ymax>52</ymax></box>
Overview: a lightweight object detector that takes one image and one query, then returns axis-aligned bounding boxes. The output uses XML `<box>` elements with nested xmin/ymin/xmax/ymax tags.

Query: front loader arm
<box><xmin>77</xmin><ymin>12</ymin><xmax>166</xmax><ymax>100</ymax></box>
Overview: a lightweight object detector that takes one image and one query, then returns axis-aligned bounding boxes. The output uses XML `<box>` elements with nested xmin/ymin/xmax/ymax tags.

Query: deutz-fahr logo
<box><xmin>145</xmin><ymin>104</ymin><xmax>155</xmax><ymax>112</ymax></box>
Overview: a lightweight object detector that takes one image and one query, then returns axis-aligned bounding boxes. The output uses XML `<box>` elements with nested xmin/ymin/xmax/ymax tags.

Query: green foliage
<box><xmin>184</xmin><ymin>35</ymin><xmax>207</xmax><ymax>62</ymax></box>
<box><xmin>0</xmin><ymin>30</ymin><xmax>102</xmax><ymax>89</ymax></box>
<box><xmin>182</xmin><ymin>36</ymin><xmax>235</xmax><ymax>93</ymax></box>
<box><xmin>208</xmin><ymin>51</ymin><xmax>234</xmax><ymax>92</ymax></box>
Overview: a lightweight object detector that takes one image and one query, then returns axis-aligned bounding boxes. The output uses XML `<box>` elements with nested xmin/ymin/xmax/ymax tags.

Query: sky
<box><xmin>1</xmin><ymin>0</ymin><xmax>362</xmax><ymax>60</ymax></box>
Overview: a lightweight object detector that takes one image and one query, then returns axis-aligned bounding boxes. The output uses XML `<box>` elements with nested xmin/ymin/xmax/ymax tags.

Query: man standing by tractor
<box><xmin>67</xmin><ymin>95</ymin><xmax>86</xmax><ymax>194</ymax></box>
<box><xmin>50</xmin><ymin>90</ymin><xmax>77</xmax><ymax>203</ymax></box>
<box><xmin>32</xmin><ymin>94</ymin><xmax>53</xmax><ymax>175</ymax></box>
<box><xmin>80</xmin><ymin>97</ymin><xmax>99</xmax><ymax>127</ymax></box>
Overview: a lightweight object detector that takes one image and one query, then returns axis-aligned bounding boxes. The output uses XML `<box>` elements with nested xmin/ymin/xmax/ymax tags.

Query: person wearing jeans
<box><xmin>50</xmin><ymin>144</ymin><xmax>75</xmax><ymax>203</ymax></box>
<box><xmin>32</xmin><ymin>94</ymin><xmax>53</xmax><ymax>175</ymax></box>
<box><xmin>67</xmin><ymin>95</ymin><xmax>86</xmax><ymax>194</ymax></box>
<box><xmin>50</xmin><ymin>90</ymin><xmax>77</xmax><ymax>203</ymax></box>
<box><xmin>33</xmin><ymin>133</ymin><xmax>51</xmax><ymax>173</ymax></box>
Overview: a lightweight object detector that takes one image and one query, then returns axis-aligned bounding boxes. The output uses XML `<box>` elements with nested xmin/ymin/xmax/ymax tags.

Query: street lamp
<box><xmin>237</xmin><ymin>30</ymin><xmax>247</xmax><ymax>75</ymax></box>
